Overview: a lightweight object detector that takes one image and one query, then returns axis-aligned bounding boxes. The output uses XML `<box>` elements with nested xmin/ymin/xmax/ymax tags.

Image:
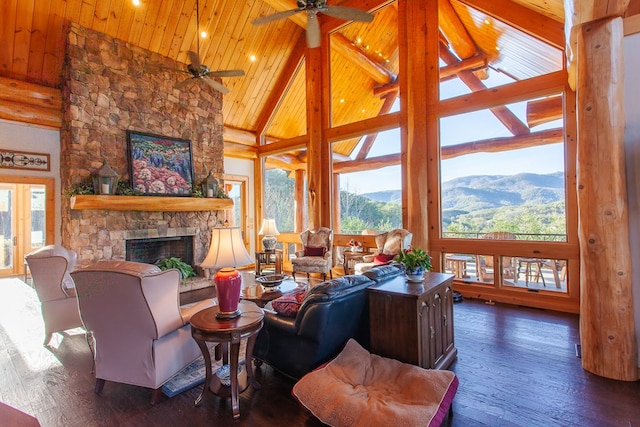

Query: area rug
<box><xmin>162</xmin><ymin>343</ymin><xmax>246</xmax><ymax>397</ymax></box>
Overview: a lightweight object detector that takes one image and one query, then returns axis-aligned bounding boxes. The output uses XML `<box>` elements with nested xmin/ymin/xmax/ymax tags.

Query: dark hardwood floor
<box><xmin>1</xmin><ymin>276</ymin><xmax>638</xmax><ymax>426</ymax></box>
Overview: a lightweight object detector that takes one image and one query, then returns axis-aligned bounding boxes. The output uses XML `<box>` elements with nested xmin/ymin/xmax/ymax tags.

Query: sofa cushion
<box><xmin>373</xmin><ymin>253</ymin><xmax>395</xmax><ymax>265</ymax></box>
<box><xmin>362</xmin><ymin>263</ymin><xmax>405</xmax><ymax>283</ymax></box>
<box><xmin>272</xmin><ymin>290</ymin><xmax>308</xmax><ymax>317</ymax></box>
<box><xmin>303</xmin><ymin>275</ymin><xmax>374</xmax><ymax>304</ymax></box>
<box><xmin>304</xmin><ymin>245</ymin><xmax>327</xmax><ymax>257</ymax></box>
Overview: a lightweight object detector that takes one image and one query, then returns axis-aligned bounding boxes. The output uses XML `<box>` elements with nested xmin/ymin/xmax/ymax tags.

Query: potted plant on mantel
<box><xmin>394</xmin><ymin>248</ymin><xmax>432</xmax><ymax>282</ymax></box>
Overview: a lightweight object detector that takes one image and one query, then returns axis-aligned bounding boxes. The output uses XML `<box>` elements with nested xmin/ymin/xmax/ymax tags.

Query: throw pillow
<box><xmin>272</xmin><ymin>290</ymin><xmax>308</xmax><ymax>317</ymax></box>
<box><xmin>373</xmin><ymin>253</ymin><xmax>395</xmax><ymax>265</ymax></box>
<box><xmin>304</xmin><ymin>245</ymin><xmax>326</xmax><ymax>257</ymax></box>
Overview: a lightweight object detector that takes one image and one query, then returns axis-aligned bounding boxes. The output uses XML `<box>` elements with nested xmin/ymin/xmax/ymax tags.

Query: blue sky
<box><xmin>338</xmin><ymin>73</ymin><xmax>565</xmax><ymax>194</ymax></box>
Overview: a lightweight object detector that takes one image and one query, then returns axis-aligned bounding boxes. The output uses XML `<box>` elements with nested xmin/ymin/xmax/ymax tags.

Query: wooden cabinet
<box><xmin>368</xmin><ymin>272</ymin><xmax>457</xmax><ymax>369</ymax></box>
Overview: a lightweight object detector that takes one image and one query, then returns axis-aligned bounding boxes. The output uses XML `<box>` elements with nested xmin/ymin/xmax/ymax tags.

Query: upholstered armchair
<box><xmin>24</xmin><ymin>245</ymin><xmax>83</xmax><ymax>346</ymax></box>
<box><xmin>291</xmin><ymin>227</ymin><xmax>334</xmax><ymax>281</ymax></box>
<box><xmin>353</xmin><ymin>228</ymin><xmax>413</xmax><ymax>274</ymax></box>
<box><xmin>70</xmin><ymin>260</ymin><xmax>215</xmax><ymax>404</ymax></box>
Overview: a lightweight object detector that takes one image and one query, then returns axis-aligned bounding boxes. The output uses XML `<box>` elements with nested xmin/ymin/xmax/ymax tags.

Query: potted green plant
<box><xmin>156</xmin><ymin>257</ymin><xmax>196</xmax><ymax>283</ymax></box>
<box><xmin>394</xmin><ymin>248</ymin><xmax>432</xmax><ymax>282</ymax></box>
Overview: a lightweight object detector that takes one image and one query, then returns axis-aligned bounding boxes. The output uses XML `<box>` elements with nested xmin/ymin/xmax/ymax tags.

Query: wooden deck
<box><xmin>1</xmin><ymin>276</ymin><xmax>638</xmax><ymax>426</ymax></box>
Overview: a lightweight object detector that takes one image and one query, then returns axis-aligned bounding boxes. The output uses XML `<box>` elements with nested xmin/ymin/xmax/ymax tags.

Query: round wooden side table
<box><xmin>190</xmin><ymin>301</ymin><xmax>264</xmax><ymax>419</ymax></box>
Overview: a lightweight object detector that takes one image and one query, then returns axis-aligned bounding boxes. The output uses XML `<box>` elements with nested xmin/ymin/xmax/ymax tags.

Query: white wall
<box><xmin>623</xmin><ymin>31</ymin><xmax>640</xmax><ymax>369</ymax></box>
<box><xmin>224</xmin><ymin>156</ymin><xmax>256</xmax><ymax>255</ymax></box>
<box><xmin>0</xmin><ymin>119</ymin><xmax>62</xmax><ymax>244</ymax></box>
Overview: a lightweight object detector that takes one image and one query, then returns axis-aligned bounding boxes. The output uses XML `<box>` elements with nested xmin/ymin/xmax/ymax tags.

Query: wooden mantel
<box><xmin>70</xmin><ymin>195</ymin><xmax>233</xmax><ymax>212</ymax></box>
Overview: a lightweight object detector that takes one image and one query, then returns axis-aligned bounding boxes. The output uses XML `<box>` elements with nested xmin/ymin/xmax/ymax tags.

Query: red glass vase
<box><xmin>214</xmin><ymin>267</ymin><xmax>242</xmax><ymax>319</ymax></box>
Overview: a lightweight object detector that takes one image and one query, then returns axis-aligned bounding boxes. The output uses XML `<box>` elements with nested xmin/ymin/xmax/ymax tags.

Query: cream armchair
<box><xmin>71</xmin><ymin>260</ymin><xmax>215</xmax><ymax>404</ymax></box>
<box><xmin>291</xmin><ymin>227</ymin><xmax>334</xmax><ymax>281</ymax></box>
<box><xmin>24</xmin><ymin>245</ymin><xmax>83</xmax><ymax>346</ymax></box>
<box><xmin>353</xmin><ymin>229</ymin><xmax>412</xmax><ymax>274</ymax></box>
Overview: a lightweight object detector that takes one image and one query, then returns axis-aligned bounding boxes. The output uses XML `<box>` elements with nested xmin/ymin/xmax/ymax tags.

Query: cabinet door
<box><xmin>430</xmin><ymin>292</ymin><xmax>445</xmax><ymax>368</ymax></box>
<box><xmin>443</xmin><ymin>285</ymin><xmax>455</xmax><ymax>355</ymax></box>
<box><xmin>418</xmin><ymin>298</ymin><xmax>431</xmax><ymax>368</ymax></box>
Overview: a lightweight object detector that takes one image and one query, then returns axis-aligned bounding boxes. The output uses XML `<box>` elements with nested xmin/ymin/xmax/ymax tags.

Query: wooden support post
<box><xmin>399</xmin><ymin>0</ymin><xmax>438</xmax><ymax>250</ymax></box>
<box><xmin>305</xmin><ymin>36</ymin><xmax>332</xmax><ymax>230</ymax></box>
<box><xmin>576</xmin><ymin>17</ymin><xmax>638</xmax><ymax>381</ymax></box>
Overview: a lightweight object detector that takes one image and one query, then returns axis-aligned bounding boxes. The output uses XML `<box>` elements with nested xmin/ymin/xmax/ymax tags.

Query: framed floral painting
<box><xmin>126</xmin><ymin>131</ymin><xmax>194</xmax><ymax>196</ymax></box>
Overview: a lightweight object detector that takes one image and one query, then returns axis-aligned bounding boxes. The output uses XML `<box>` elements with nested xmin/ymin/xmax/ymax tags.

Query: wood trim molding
<box><xmin>624</xmin><ymin>14</ymin><xmax>640</xmax><ymax>34</ymax></box>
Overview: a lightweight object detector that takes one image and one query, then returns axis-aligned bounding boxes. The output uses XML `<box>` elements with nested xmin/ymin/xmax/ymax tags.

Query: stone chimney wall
<box><xmin>60</xmin><ymin>23</ymin><xmax>225</xmax><ymax>264</ymax></box>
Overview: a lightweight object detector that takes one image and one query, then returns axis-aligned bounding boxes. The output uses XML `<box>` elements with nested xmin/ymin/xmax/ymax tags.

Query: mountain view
<box><xmin>266</xmin><ymin>170</ymin><xmax>566</xmax><ymax>238</ymax></box>
<box><xmin>361</xmin><ymin>172</ymin><xmax>566</xmax><ymax>238</ymax></box>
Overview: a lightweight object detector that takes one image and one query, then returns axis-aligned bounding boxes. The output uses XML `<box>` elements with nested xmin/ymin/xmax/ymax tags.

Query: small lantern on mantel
<box><xmin>201</xmin><ymin>171</ymin><xmax>219</xmax><ymax>198</ymax></box>
<box><xmin>93</xmin><ymin>159</ymin><xmax>119</xmax><ymax>195</ymax></box>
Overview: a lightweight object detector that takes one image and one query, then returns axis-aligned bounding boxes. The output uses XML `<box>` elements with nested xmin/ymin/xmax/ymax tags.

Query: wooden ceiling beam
<box><xmin>333</xmin><ymin>127</ymin><xmax>563</xmax><ymax>174</ymax></box>
<box><xmin>0</xmin><ymin>76</ymin><xmax>62</xmax><ymax>128</ymax></box>
<box><xmin>254</xmin><ymin>36</ymin><xmax>307</xmax><ymax>137</ymax></box>
<box><xmin>438</xmin><ymin>0</ymin><xmax>478</xmax><ymax>59</ymax></box>
<box><xmin>223</xmin><ymin>126</ymin><xmax>258</xmax><ymax>145</ymax></box>
<box><xmin>223</xmin><ymin>141</ymin><xmax>258</xmax><ymax>159</ymax></box>
<box><xmin>440</xmin><ymin>44</ymin><xmax>529</xmax><ymax>135</ymax></box>
<box><xmin>439</xmin><ymin>70</ymin><xmax>566</xmax><ymax>117</ymax></box>
<box><xmin>331</xmin><ymin>33</ymin><xmax>395</xmax><ymax>85</ymax></box>
<box><xmin>260</xmin><ymin>0</ymin><xmax>309</xmax><ymax>28</ymax></box>
<box><xmin>526</xmin><ymin>95</ymin><xmax>563</xmax><ymax>128</ymax></box>
<box><xmin>457</xmin><ymin>0</ymin><xmax>564</xmax><ymax>49</ymax></box>
<box><xmin>372</xmin><ymin>53</ymin><xmax>488</xmax><ymax>97</ymax></box>
<box><xmin>355</xmin><ymin>92</ymin><xmax>398</xmax><ymax>159</ymax></box>
<box><xmin>258</xmin><ymin>134</ymin><xmax>308</xmax><ymax>156</ymax></box>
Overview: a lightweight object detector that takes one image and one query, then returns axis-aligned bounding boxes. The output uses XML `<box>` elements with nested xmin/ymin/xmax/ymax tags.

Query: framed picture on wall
<box><xmin>126</xmin><ymin>131</ymin><xmax>195</xmax><ymax>196</ymax></box>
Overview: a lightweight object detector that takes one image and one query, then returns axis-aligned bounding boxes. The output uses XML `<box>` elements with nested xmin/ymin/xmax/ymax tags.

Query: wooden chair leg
<box><xmin>151</xmin><ymin>387</ymin><xmax>163</xmax><ymax>405</ymax></box>
<box><xmin>94</xmin><ymin>378</ymin><xmax>105</xmax><ymax>394</ymax></box>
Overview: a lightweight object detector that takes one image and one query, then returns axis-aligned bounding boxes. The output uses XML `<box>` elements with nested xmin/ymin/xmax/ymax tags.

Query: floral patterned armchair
<box><xmin>354</xmin><ymin>229</ymin><xmax>412</xmax><ymax>274</ymax></box>
<box><xmin>291</xmin><ymin>228</ymin><xmax>334</xmax><ymax>281</ymax></box>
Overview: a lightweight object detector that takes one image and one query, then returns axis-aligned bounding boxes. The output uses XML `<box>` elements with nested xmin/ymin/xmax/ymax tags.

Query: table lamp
<box><xmin>201</xmin><ymin>227</ymin><xmax>253</xmax><ymax>319</ymax></box>
<box><xmin>258</xmin><ymin>219</ymin><xmax>279</xmax><ymax>252</ymax></box>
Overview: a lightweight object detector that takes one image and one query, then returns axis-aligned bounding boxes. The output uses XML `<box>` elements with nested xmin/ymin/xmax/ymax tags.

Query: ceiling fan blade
<box><xmin>187</xmin><ymin>50</ymin><xmax>201</xmax><ymax>69</ymax></box>
<box><xmin>322</xmin><ymin>5</ymin><xmax>374</xmax><ymax>23</ymax></box>
<box><xmin>207</xmin><ymin>69</ymin><xmax>246</xmax><ymax>78</ymax></box>
<box><xmin>175</xmin><ymin>78</ymin><xmax>195</xmax><ymax>89</ymax></box>
<box><xmin>252</xmin><ymin>8</ymin><xmax>302</xmax><ymax>25</ymax></box>
<box><xmin>202</xmin><ymin>76</ymin><xmax>231</xmax><ymax>94</ymax></box>
<box><xmin>306</xmin><ymin>13</ymin><xmax>321</xmax><ymax>48</ymax></box>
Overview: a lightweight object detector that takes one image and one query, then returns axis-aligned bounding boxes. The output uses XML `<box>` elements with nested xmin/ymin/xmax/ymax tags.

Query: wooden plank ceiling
<box><xmin>0</xmin><ymin>0</ymin><xmax>582</xmax><ymax>158</ymax></box>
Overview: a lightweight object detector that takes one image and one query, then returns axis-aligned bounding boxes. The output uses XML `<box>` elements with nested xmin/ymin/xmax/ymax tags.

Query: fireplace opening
<box><xmin>126</xmin><ymin>236</ymin><xmax>194</xmax><ymax>268</ymax></box>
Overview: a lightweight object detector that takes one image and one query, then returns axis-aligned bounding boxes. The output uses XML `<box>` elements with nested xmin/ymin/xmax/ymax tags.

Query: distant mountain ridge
<box><xmin>362</xmin><ymin>172</ymin><xmax>565</xmax><ymax>212</ymax></box>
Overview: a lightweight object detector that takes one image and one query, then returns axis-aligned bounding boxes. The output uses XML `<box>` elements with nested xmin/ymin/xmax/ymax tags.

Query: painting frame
<box><xmin>126</xmin><ymin>130</ymin><xmax>195</xmax><ymax>196</ymax></box>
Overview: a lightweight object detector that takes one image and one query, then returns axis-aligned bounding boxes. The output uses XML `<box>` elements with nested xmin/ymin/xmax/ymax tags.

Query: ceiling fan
<box><xmin>252</xmin><ymin>0</ymin><xmax>374</xmax><ymax>48</ymax></box>
<box><xmin>174</xmin><ymin>0</ymin><xmax>245</xmax><ymax>94</ymax></box>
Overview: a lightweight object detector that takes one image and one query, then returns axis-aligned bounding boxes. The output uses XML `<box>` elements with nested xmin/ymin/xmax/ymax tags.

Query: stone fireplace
<box><xmin>60</xmin><ymin>23</ymin><xmax>226</xmax><ymax>268</ymax></box>
<box><xmin>125</xmin><ymin>228</ymin><xmax>195</xmax><ymax>266</ymax></box>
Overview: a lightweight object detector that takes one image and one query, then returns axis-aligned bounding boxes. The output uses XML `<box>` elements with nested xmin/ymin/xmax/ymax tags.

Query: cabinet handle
<box><xmin>419</xmin><ymin>301</ymin><xmax>427</xmax><ymax>317</ymax></box>
<box><xmin>443</xmin><ymin>314</ymin><xmax>447</xmax><ymax>325</ymax></box>
<box><xmin>430</xmin><ymin>326</ymin><xmax>435</xmax><ymax>339</ymax></box>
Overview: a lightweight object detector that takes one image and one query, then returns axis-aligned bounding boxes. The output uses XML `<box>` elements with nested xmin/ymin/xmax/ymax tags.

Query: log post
<box><xmin>576</xmin><ymin>17</ymin><xmax>638</xmax><ymax>380</ymax></box>
<box><xmin>399</xmin><ymin>0</ymin><xmax>438</xmax><ymax>250</ymax></box>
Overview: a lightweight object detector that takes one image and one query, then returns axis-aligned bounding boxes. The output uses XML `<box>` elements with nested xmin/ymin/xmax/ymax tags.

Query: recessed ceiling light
<box><xmin>132</xmin><ymin>0</ymin><xmax>141</xmax><ymax>6</ymax></box>
<box><xmin>250</xmin><ymin>55</ymin><xmax>257</xmax><ymax>62</ymax></box>
<box><xmin>340</xmin><ymin>99</ymin><xmax>345</xmax><ymax>103</ymax></box>
<box><xmin>484</xmin><ymin>19</ymin><xmax>491</xmax><ymax>25</ymax></box>
<box><xmin>361</xmin><ymin>109</ymin><xmax>366</xmax><ymax>113</ymax></box>
<box><xmin>496</xmin><ymin>46</ymin><xmax>501</xmax><ymax>51</ymax></box>
<box><xmin>200</xmin><ymin>31</ymin><xmax>207</xmax><ymax>38</ymax></box>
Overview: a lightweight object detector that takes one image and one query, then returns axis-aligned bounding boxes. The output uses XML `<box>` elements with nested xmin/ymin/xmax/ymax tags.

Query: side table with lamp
<box><xmin>198</xmin><ymin>226</ymin><xmax>263</xmax><ymax>418</ymax></box>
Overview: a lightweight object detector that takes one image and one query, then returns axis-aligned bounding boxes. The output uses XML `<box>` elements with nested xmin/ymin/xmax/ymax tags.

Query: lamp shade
<box><xmin>201</xmin><ymin>227</ymin><xmax>252</xmax><ymax>319</ymax></box>
<box><xmin>258</xmin><ymin>219</ymin><xmax>280</xmax><ymax>236</ymax></box>
<box><xmin>201</xmin><ymin>227</ymin><xmax>253</xmax><ymax>269</ymax></box>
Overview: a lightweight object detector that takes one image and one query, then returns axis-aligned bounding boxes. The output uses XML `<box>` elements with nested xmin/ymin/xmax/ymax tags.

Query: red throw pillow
<box><xmin>304</xmin><ymin>246</ymin><xmax>326</xmax><ymax>257</ymax></box>
<box><xmin>272</xmin><ymin>290</ymin><xmax>308</xmax><ymax>317</ymax></box>
<box><xmin>373</xmin><ymin>253</ymin><xmax>395</xmax><ymax>265</ymax></box>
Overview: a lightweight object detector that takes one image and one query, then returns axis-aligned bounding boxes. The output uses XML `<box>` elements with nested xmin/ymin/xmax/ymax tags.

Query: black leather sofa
<box><xmin>253</xmin><ymin>263</ymin><xmax>405</xmax><ymax>380</ymax></box>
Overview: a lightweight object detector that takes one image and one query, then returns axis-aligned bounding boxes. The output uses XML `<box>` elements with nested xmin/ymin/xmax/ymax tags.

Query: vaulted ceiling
<box><xmin>1</xmin><ymin>0</ymin><xmax>635</xmax><ymax>157</ymax></box>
